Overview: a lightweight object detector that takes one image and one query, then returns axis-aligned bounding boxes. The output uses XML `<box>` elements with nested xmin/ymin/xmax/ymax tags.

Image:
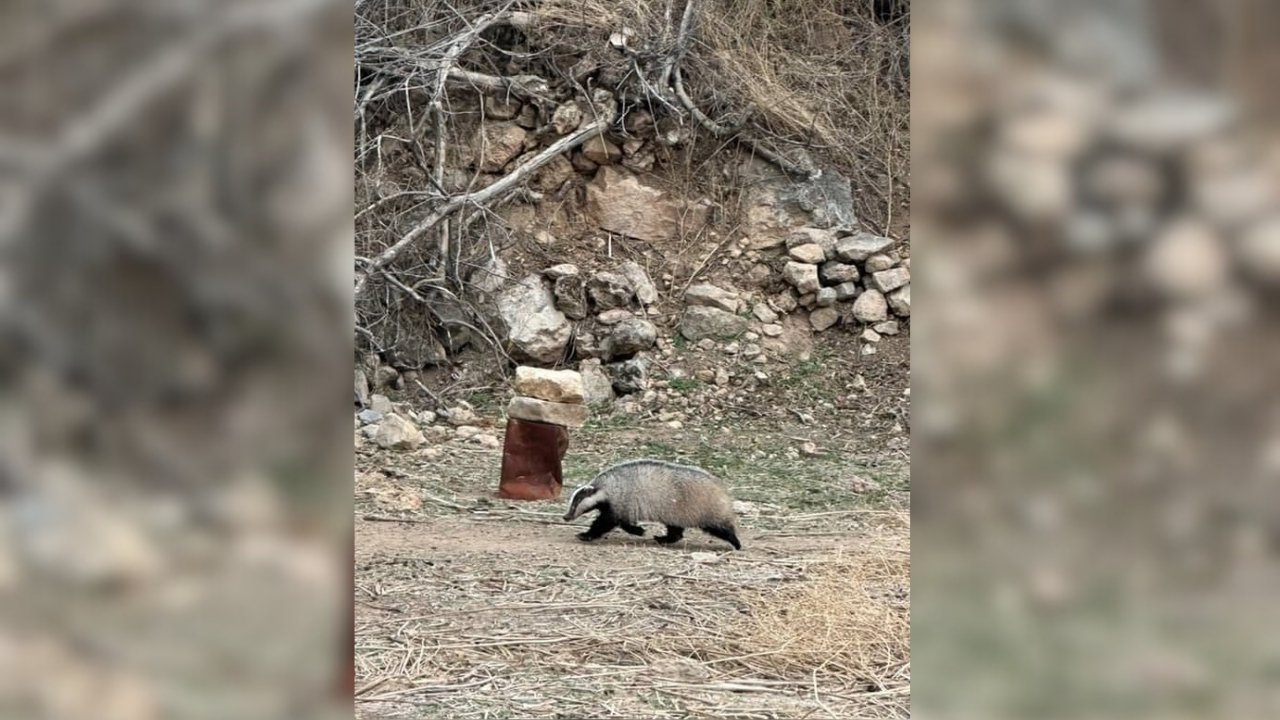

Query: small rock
<box><xmin>372</xmin><ymin>365</ymin><xmax>399</xmax><ymax>390</ymax></box>
<box><xmin>596</xmin><ymin>308</ymin><xmax>634</xmax><ymax>325</ymax></box>
<box><xmin>815</xmin><ymin>287</ymin><xmax>837</xmax><ymax>307</ymax></box>
<box><xmin>809</xmin><ymin>307</ymin><xmax>840</xmax><ymax>331</ymax></box>
<box><xmin>800</xmin><ymin>441</ymin><xmax>822</xmax><ymax>457</ymax></box>
<box><xmin>752</xmin><ymin>303</ymin><xmax>779</xmax><ymax>323</ymax></box>
<box><xmin>498</xmin><ymin>274</ymin><xmax>573</xmax><ymax>362</ymax></box>
<box><xmin>834</xmin><ymin>282</ymin><xmax>861</xmax><ymax>301</ymax></box>
<box><xmin>485</xmin><ymin>93</ymin><xmax>525</xmax><ymax>119</ymax></box>
<box><xmin>582</xmin><ymin>135</ymin><xmax>622</xmax><ymax>165</ymax></box>
<box><xmin>624</xmin><ymin>109</ymin><xmax>655</xmax><ymax>134</ymax></box>
<box><xmin>861</xmin><ymin>344</ymin><xmax>877</xmax><ymax>355</ymax></box>
<box><xmin>448</xmin><ymin>403</ymin><xmax>479</xmax><ymax>426</ymax></box>
<box><xmin>746</xmin><ymin>263</ymin><xmax>773</xmax><ymax>286</ymax></box>
<box><xmin>666</xmin><ymin>420</ymin><xmax>684</xmax><ymax>429</ymax></box>
<box><xmin>786</xmin><ymin>227</ymin><xmax>838</xmax><ymax>259</ymax></box>
<box><xmin>772</xmin><ymin>292</ymin><xmax>798</xmax><ymax>313</ymax></box>
<box><xmin>571</xmin><ymin>151</ymin><xmax>597</xmax><ymax>172</ymax></box>
<box><xmin>861</xmin><ymin>328</ymin><xmax>882</xmax><ymax>343</ymax></box>
<box><xmin>507</xmin><ymin>396</ymin><xmax>589</xmax><ymax>427</ymax></box>
<box><xmin>685</xmin><ymin>283</ymin><xmax>740</xmax><ymax>313</ymax></box>
<box><xmin>835</xmin><ymin>231</ymin><xmax>895</xmax><ymax>262</ymax></box>
<box><xmin>870</xmin><ymin>267</ymin><xmax>911</xmax><ymax>293</ymax></box>
<box><xmin>787</xmin><ymin>243</ymin><xmax>827</xmax><ymax>264</ymax></box>
<box><xmin>698</xmin><ymin>338</ymin><xmax>717</xmax><ymax>351</ymax></box>
<box><xmin>761</xmin><ymin>323</ymin><xmax>784</xmax><ymax>337</ymax></box>
<box><xmin>552</xmin><ymin>101</ymin><xmax>583</xmax><ymax>134</ymax></box>
<box><xmin>553</xmin><ymin>275</ymin><xmax>589</xmax><ymax>320</ymax></box>
<box><xmin>865</xmin><ymin>254</ymin><xmax>897</xmax><ymax>273</ymax></box>
<box><xmin>356</xmin><ymin>409</ymin><xmax>382</xmax><ymax>425</ymax></box>
<box><xmin>515</xmin><ymin>103</ymin><xmax>539</xmax><ymax>129</ymax></box>
<box><xmin>819</xmin><ymin>261</ymin><xmax>860</xmax><ymax>285</ymax></box>
<box><xmin>575</xmin><ymin>331</ymin><xmax>601</xmax><ymax>358</ymax></box>
<box><xmin>874</xmin><ymin>320</ymin><xmax>900</xmax><ymax>336</ymax></box>
<box><xmin>782</xmin><ymin>262</ymin><xmax>821</xmax><ymax>294</ymax></box>
<box><xmin>724</xmin><ymin>342</ymin><xmax>741</xmax><ymax>354</ymax></box>
<box><xmin>742</xmin><ymin>344</ymin><xmax>762</xmax><ymax>358</ymax></box>
<box><xmin>622</xmin><ymin>138</ymin><xmax>645</xmax><ymax>155</ymax></box>
<box><xmin>474</xmin><ymin>434</ymin><xmax>501</xmax><ymax>449</ymax></box>
<box><xmin>469</xmin><ymin>255</ymin><xmax>510</xmax><ymax>294</ymax></box>
<box><xmin>887</xmin><ymin>285</ymin><xmax>911</xmax><ymax>317</ymax></box>
<box><xmin>544</xmin><ymin>263</ymin><xmax>580</xmax><ymax>279</ymax></box>
<box><xmin>514</xmin><ymin>366</ymin><xmax>585</xmax><ymax>404</ymax></box>
<box><xmin>602</xmin><ymin>318</ymin><xmax>658</xmax><ymax>359</ymax></box>
<box><xmin>586</xmin><ymin>271</ymin><xmax>635</xmax><ymax>310</ymax></box>
<box><xmin>715</xmin><ymin>368</ymin><xmax>731</xmax><ymax>386</ymax></box>
<box><xmin>744</xmin><ymin>331</ymin><xmax>761</xmax><ymax>342</ymax></box>
<box><xmin>849</xmin><ymin>475</ymin><xmax>878</xmax><ymax>493</ymax></box>
<box><xmin>607</xmin><ymin>356</ymin><xmax>649</xmax><ymax>394</ymax></box>
<box><xmin>374</xmin><ymin>413</ymin><xmax>426</xmax><ymax>450</ymax></box>
<box><xmin>354</xmin><ymin>369</ymin><xmax>371</xmax><ymax>407</ymax></box>
<box><xmin>680</xmin><ymin>307</ymin><xmax>748</xmax><ymax>341</ymax></box>
<box><xmin>798</xmin><ymin>293</ymin><xmax>816</xmax><ymax>308</ymax></box>
<box><xmin>532</xmin><ymin>154</ymin><xmax>575</xmax><ymax>192</ymax></box>
<box><xmin>455</xmin><ymin>425</ymin><xmax>482</xmax><ymax>439</ymax></box>
<box><xmin>369</xmin><ymin>393</ymin><xmax>394</xmax><ymax>416</ymax></box>
<box><xmin>579</xmin><ymin>359</ymin><xmax>616</xmax><ymax>405</ymax></box>
<box><xmin>619</xmin><ymin>260</ymin><xmax>659</xmax><ymax>304</ymax></box>
<box><xmin>853</xmin><ymin>289</ymin><xmax>889</xmax><ymax>323</ymax></box>
<box><xmin>690</xmin><ymin>552</ymin><xmax>719</xmax><ymax>564</ymax></box>
<box><xmin>474</xmin><ymin>122</ymin><xmax>528</xmax><ymax>172</ymax></box>
<box><xmin>1143</xmin><ymin>218</ymin><xmax>1228</xmax><ymax>298</ymax></box>
<box><xmin>622</xmin><ymin>151</ymin><xmax>655</xmax><ymax>173</ymax></box>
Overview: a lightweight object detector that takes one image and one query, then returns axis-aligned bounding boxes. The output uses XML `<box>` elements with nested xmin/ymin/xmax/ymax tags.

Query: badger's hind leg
<box><xmin>655</xmin><ymin>526</ymin><xmax>684</xmax><ymax>544</ymax></box>
<box><xmin>578</xmin><ymin>509</ymin><xmax>619</xmax><ymax>542</ymax></box>
<box><xmin>620</xmin><ymin>522</ymin><xmax>646</xmax><ymax>536</ymax></box>
<box><xmin>703</xmin><ymin>525</ymin><xmax>743</xmax><ymax>550</ymax></box>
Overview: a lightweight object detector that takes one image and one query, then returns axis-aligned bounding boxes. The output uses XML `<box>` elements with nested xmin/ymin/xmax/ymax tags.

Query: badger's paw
<box><xmin>576</xmin><ymin>532</ymin><xmax>597</xmax><ymax>542</ymax></box>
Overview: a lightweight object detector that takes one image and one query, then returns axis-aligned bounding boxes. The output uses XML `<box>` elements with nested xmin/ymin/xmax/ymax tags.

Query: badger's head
<box><xmin>563</xmin><ymin>485</ymin><xmax>600</xmax><ymax>521</ymax></box>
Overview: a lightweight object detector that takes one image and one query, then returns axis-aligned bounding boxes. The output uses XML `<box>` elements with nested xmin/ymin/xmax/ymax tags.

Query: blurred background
<box><xmin>913</xmin><ymin>0</ymin><xmax>1280</xmax><ymax>718</ymax></box>
<box><xmin>0</xmin><ymin>1</ymin><xmax>352</xmax><ymax>718</ymax></box>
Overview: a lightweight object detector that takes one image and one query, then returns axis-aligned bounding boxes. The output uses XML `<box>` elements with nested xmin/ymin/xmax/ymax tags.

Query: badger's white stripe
<box><xmin>567</xmin><ymin>485</ymin><xmax>592</xmax><ymax>507</ymax></box>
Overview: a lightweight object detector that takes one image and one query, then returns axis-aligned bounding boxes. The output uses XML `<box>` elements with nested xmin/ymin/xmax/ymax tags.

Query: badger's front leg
<box><xmin>577</xmin><ymin>508</ymin><xmax>619</xmax><ymax>541</ymax></box>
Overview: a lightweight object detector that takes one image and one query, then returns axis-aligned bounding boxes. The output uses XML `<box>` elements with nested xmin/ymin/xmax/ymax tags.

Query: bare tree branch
<box><xmin>354</xmin><ymin>120</ymin><xmax>609</xmax><ymax>298</ymax></box>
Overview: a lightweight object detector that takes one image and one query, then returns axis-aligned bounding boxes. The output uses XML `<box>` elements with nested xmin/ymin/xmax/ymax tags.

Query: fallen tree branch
<box><xmin>354</xmin><ymin>119</ymin><xmax>608</xmax><ymax>298</ymax></box>
<box><xmin>446</xmin><ymin>69</ymin><xmax>551</xmax><ymax>104</ymax></box>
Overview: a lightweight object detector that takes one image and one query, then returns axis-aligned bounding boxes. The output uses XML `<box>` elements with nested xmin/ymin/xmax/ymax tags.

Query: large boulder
<box><xmin>680</xmin><ymin>306</ymin><xmax>748</xmax><ymax>341</ymax></box>
<box><xmin>888</xmin><ymin>285</ymin><xmax>911</xmax><ymax>317</ymax></box>
<box><xmin>740</xmin><ymin>158</ymin><xmax>856</xmax><ymax>248</ymax></box>
<box><xmin>497</xmin><ymin>274</ymin><xmax>573</xmax><ymax>363</ymax></box>
<box><xmin>585</xmin><ymin>166</ymin><xmax>710</xmax><ymax>242</ymax></box>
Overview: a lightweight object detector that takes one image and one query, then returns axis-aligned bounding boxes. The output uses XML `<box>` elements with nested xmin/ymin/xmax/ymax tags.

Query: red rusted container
<box><xmin>497</xmin><ymin>417</ymin><xmax>569</xmax><ymax>500</ymax></box>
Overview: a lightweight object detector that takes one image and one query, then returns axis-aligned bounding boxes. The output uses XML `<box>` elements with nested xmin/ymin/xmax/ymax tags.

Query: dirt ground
<box><xmin>354</xmin><ymin>332</ymin><xmax>910</xmax><ymax>719</ymax></box>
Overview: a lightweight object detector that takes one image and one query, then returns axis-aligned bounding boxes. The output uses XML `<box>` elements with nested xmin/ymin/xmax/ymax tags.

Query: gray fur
<box><xmin>563</xmin><ymin>459</ymin><xmax>738</xmax><ymax>531</ymax></box>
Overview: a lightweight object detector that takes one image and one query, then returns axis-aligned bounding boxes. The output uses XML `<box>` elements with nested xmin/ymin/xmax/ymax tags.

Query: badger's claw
<box><xmin>576</xmin><ymin>531</ymin><xmax>597</xmax><ymax>542</ymax></box>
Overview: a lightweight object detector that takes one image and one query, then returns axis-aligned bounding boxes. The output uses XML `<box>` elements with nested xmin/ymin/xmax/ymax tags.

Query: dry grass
<box><xmin>535</xmin><ymin>0</ymin><xmax>911</xmax><ymax>233</ymax></box>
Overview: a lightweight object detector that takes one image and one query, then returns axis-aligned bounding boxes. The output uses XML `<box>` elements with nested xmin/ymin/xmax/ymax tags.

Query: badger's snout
<box><xmin>562</xmin><ymin>512</ymin><xmax>573</xmax><ymax>521</ymax></box>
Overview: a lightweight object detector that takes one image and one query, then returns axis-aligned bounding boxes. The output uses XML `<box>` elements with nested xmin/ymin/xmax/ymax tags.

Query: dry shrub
<box><xmin>534</xmin><ymin>0</ymin><xmax>910</xmax><ymax>232</ymax></box>
<box><xmin>722</xmin><ymin>546</ymin><xmax>910</xmax><ymax>688</ymax></box>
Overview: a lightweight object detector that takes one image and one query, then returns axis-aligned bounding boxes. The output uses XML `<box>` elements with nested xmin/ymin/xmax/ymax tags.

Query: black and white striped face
<box><xmin>563</xmin><ymin>486</ymin><xmax>598</xmax><ymax>521</ymax></box>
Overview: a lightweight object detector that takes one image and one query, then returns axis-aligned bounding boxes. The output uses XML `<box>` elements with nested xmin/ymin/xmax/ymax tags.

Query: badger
<box><xmin>562</xmin><ymin>459</ymin><xmax>742</xmax><ymax>550</ymax></box>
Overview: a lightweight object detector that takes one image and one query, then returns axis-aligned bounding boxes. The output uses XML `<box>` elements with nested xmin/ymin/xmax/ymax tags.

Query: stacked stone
<box><xmin>779</xmin><ymin>227</ymin><xmax>911</xmax><ymax>333</ymax></box>
<box><xmin>506</xmin><ymin>366</ymin><xmax>589</xmax><ymax>427</ymax></box>
<box><xmin>498</xmin><ymin>367</ymin><xmax>588</xmax><ymax>501</ymax></box>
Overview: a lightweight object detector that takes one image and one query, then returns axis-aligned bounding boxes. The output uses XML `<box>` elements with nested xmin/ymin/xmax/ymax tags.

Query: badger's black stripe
<box><xmin>702</xmin><ymin>525</ymin><xmax>742</xmax><ymax>550</ymax></box>
<box><xmin>655</xmin><ymin>525</ymin><xmax>684</xmax><ymax>544</ymax></box>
